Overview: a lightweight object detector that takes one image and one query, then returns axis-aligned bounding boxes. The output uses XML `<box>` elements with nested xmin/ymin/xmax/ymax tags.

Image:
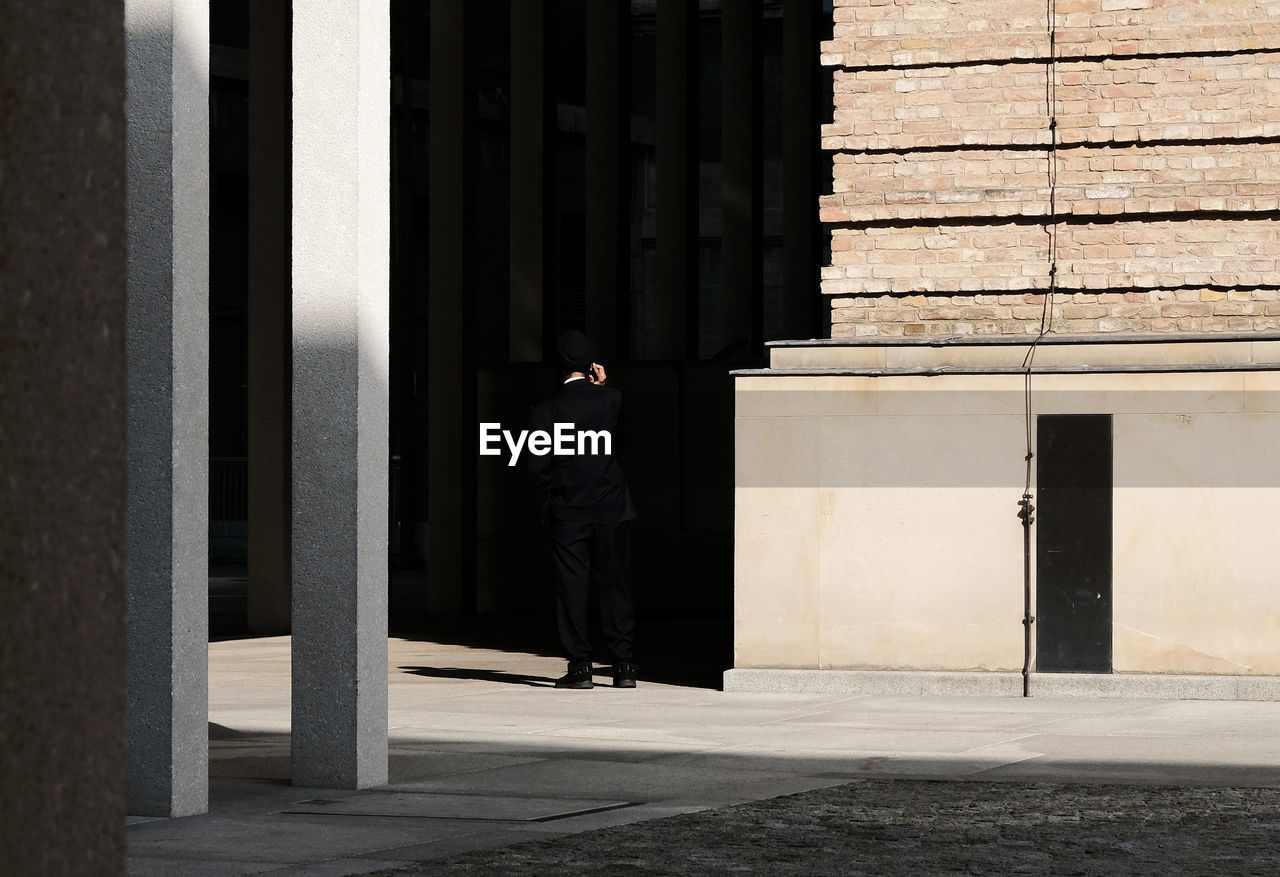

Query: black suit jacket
<box><xmin>528</xmin><ymin>379</ymin><xmax>637</xmax><ymax>523</ymax></box>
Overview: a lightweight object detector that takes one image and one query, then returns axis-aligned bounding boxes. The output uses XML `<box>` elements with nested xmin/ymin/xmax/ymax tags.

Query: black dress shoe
<box><xmin>612</xmin><ymin>662</ymin><xmax>638</xmax><ymax>689</ymax></box>
<box><xmin>554</xmin><ymin>666</ymin><xmax>594</xmax><ymax>689</ymax></box>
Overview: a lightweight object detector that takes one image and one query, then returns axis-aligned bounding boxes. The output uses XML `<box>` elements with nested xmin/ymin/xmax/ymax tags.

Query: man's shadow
<box><xmin>399</xmin><ymin>666</ymin><xmax>557</xmax><ymax>687</ymax></box>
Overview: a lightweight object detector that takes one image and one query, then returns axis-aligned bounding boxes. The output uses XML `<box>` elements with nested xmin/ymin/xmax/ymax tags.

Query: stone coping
<box><xmin>731</xmin><ymin>362</ymin><xmax>1280</xmax><ymax>377</ymax></box>
<box><xmin>724</xmin><ymin>669</ymin><xmax>1280</xmax><ymax>701</ymax></box>
<box><xmin>737</xmin><ymin>334</ymin><xmax>1280</xmax><ymax>376</ymax></box>
<box><xmin>765</xmin><ymin>332</ymin><xmax>1280</xmax><ymax>348</ymax></box>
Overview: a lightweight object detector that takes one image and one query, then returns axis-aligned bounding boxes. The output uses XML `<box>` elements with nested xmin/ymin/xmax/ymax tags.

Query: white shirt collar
<box><xmin>563</xmin><ymin>375</ymin><xmax>587</xmax><ymax>384</ymax></box>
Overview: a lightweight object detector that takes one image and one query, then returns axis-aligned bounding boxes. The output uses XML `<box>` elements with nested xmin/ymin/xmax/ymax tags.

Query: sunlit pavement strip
<box><xmin>126</xmin><ymin>637</ymin><xmax>1280</xmax><ymax>876</ymax></box>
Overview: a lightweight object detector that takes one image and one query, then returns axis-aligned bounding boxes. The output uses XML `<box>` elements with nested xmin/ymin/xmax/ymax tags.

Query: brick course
<box><xmin>821</xmin><ymin>0</ymin><xmax>1280</xmax><ymax>68</ymax></box>
<box><xmin>823</xmin><ymin>0</ymin><xmax>1280</xmax><ymax>337</ymax></box>
<box><xmin>831</xmin><ymin>288</ymin><xmax>1280</xmax><ymax>336</ymax></box>
<box><xmin>824</xmin><ymin>54</ymin><xmax>1280</xmax><ymax>152</ymax></box>
<box><xmin>823</xmin><ymin>144</ymin><xmax>1280</xmax><ymax>223</ymax></box>
<box><xmin>827</xmin><ymin>219</ymin><xmax>1280</xmax><ymax>295</ymax></box>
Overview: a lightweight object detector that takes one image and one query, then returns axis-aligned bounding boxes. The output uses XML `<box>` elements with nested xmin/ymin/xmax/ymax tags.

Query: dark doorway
<box><xmin>1036</xmin><ymin>414</ymin><xmax>1113</xmax><ymax>673</ymax></box>
<box><xmin>208</xmin><ymin>0</ymin><xmax>834</xmax><ymax>689</ymax></box>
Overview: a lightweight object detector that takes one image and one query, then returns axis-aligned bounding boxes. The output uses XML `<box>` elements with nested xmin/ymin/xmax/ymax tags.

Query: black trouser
<box><xmin>547</xmin><ymin>518</ymin><xmax>633</xmax><ymax>671</ymax></box>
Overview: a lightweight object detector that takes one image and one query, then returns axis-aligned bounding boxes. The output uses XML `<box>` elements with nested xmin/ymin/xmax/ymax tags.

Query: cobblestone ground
<box><xmin>377</xmin><ymin>780</ymin><xmax>1280</xmax><ymax>876</ymax></box>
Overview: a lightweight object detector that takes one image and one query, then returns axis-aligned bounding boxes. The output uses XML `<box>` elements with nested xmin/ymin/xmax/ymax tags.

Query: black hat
<box><xmin>556</xmin><ymin>330</ymin><xmax>595</xmax><ymax>375</ymax></box>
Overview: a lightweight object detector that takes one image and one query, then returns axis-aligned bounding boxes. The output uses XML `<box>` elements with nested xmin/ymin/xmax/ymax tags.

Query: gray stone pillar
<box><xmin>722</xmin><ymin>0</ymin><xmax>763</xmax><ymax>353</ymax></box>
<box><xmin>428</xmin><ymin>0</ymin><xmax>478</xmax><ymax>615</ymax></box>
<box><xmin>585</xmin><ymin>0</ymin><xmax>630</xmax><ymax>361</ymax></box>
<box><xmin>656</xmin><ymin>0</ymin><xmax>698</xmax><ymax>358</ymax></box>
<box><xmin>510</xmin><ymin>0</ymin><xmax>548</xmax><ymax>363</ymax></box>
<box><xmin>123</xmin><ymin>0</ymin><xmax>210</xmax><ymax>818</ymax></box>
<box><xmin>782</xmin><ymin>0</ymin><xmax>818</xmax><ymax>337</ymax></box>
<box><xmin>290</xmin><ymin>0</ymin><xmax>390</xmax><ymax>789</ymax></box>
<box><xmin>248</xmin><ymin>0</ymin><xmax>293</xmax><ymax>635</ymax></box>
<box><xmin>0</xmin><ymin>4</ymin><xmax>128</xmax><ymax>871</ymax></box>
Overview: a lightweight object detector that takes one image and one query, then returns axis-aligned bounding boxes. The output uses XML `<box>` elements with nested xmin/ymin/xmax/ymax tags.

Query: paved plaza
<box><xmin>126</xmin><ymin>636</ymin><xmax>1280</xmax><ymax>876</ymax></box>
<box><xmin>381</xmin><ymin>780</ymin><xmax>1280</xmax><ymax>876</ymax></box>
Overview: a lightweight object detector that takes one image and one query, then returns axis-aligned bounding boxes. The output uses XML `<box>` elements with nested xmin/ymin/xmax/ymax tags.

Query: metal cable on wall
<box><xmin>1018</xmin><ymin>0</ymin><xmax>1061</xmax><ymax>697</ymax></box>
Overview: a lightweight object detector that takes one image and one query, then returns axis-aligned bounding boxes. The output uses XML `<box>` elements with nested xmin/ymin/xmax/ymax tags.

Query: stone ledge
<box><xmin>723</xmin><ymin>669</ymin><xmax>1280</xmax><ymax>701</ymax></box>
<box><xmin>766</xmin><ymin>332</ymin><xmax>1280</xmax><ymax>347</ymax></box>
<box><xmin>749</xmin><ymin>334</ymin><xmax>1280</xmax><ymax>373</ymax></box>
<box><xmin>724</xmin><ymin>669</ymin><xmax>1024</xmax><ymax>697</ymax></box>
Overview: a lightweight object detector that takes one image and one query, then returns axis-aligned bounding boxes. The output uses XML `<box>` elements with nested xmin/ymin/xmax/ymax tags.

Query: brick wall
<box><xmin>822</xmin><ymin>0</ymin><xmax>1280</xmax><ymax>337</ymax></box>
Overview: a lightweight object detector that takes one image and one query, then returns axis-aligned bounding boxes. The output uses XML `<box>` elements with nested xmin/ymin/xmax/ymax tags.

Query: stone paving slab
<box><xmin>370</xmin><ymin>780</ymin><xmax>1280</xmax><ymax>876</ymax></box>
<box><xmin>283</xmin><ymin>792</ymin><xmax>634</xmax><ymax>822</ymax></box>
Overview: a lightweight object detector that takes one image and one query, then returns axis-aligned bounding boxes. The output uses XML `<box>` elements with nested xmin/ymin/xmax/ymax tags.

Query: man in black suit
<box><xmin>529</xmin><ymin>331</ymin><xmax>638</xmax><ymax>690</ymax></box>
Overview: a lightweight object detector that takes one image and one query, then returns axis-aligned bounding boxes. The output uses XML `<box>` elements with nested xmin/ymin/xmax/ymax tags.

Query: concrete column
<box><xmin>123</xmin><ymin>0</ymin><xmax>210</xmax><ymax>817</ymax></box>
<box><xmin>428</xmin><ymin>0</ymin><xmax>478</xmax><ymax>615</ymax></box>
<box><xmin>247</xmin><ymin>0</ymin><xmax>293</xmax><ymax>635</ymax></box>
<box><xmin>291</xmin><ymin>0</ymin><xmax>390</xmax><ymax>789</ymax></box>
<box><xmin>510</xmin><ymin>0</ymin><xmax>549</xmax><ymax>363</ymax></box>
<box><xmin>782</xmin><ymin>0</ymin><xmax>818</xmax><ymax>338</ymax></box>
<box><xmin>585</xmin><ymin>0</ymin><xmax>630</xmax><ymax>361</ymax></box>
<box><xmin>657</xmin><ymin>0</ymin><xmax>699</xmax><ymax>358</ymax></box>
<box><xmin>722</xmin><ymin>0</ymin><xmax>763</xmax><ymax>352</ymax></box>
<box><xmin>0</xmin><ymin>4</ymin><xmax>128</xmax><ymax>871</ymax></box>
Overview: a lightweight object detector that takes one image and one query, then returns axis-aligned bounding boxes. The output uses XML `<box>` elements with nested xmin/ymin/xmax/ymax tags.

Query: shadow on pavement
<box><xmin>212</xmin><ymin>571</ymin><xmax>732</xmax><ymax>689</ymax></box>
<box><xmin>399</xmin><ymin>666</ymin><xmax>557</xmax><ymax>687</ymax></box>
<box><xmin>391</xmin><ymin>615</ymin><xmax>731</xmax><ymax>690</ymax></box>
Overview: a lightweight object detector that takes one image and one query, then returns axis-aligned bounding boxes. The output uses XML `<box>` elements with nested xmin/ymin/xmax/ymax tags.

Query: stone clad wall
<box><xmin>732</xmin><ymin>342</ymin><xmax>1280</xmax><ymax>678</ymax></box>
<box><xmin>820</xmin><ymin>0</ymin><xmax>1280</xmax><ymax>337</ymax></box>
